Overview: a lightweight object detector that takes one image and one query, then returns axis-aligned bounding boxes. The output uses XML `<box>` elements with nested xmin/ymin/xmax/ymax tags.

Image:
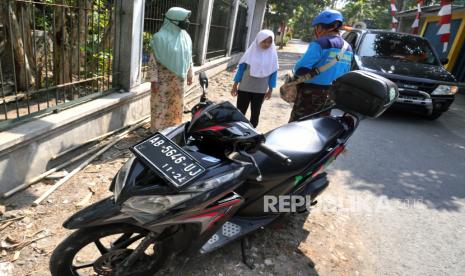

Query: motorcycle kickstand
<box><xmin>241</xmin><ymin>237</ymin><xmax>255</xmax><ymax>270</ymax></box>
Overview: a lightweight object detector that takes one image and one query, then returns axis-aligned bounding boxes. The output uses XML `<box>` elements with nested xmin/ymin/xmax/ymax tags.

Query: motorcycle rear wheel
<box><xmin>49</xmin><ymin>224</ymin><xmax>168</xmax><ymax>276</ymax></box>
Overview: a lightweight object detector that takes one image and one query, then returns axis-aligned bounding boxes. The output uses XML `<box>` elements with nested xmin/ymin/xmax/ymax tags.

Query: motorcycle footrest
<box><xmin>200</xmin><ymin>216</ymin><xmax>276</xmax><ymax>254</ymax></box>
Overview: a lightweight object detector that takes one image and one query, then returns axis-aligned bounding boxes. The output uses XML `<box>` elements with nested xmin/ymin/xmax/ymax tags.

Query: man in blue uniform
<box><xmin>289</xmin><ymin>10</ymin><xmax>353</xmax><ymax>122</ymax></box>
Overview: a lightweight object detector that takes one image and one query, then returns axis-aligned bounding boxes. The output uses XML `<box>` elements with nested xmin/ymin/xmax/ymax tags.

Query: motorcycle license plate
<box><xmin>130</xmin><ymin>133</ymin><xmax>206</xmax><ymax>189</ymax></box>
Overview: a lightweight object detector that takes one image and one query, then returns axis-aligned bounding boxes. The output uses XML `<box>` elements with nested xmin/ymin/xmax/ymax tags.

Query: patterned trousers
<box><xmin>150</xmin><ymin>63</ymin><xmax>185</xmax><ymax>132</ymax></box>
<box><xmin>289</xmin><ymin>84</ymin><xmax>332</xmax><ymax>122</ymax></box>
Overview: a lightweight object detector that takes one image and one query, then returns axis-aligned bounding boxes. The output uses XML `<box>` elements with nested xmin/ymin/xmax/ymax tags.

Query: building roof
<box><xmin>397</xmin><ymin>5</ymin><xmax>465</xmax><ymax>18</ymax></box>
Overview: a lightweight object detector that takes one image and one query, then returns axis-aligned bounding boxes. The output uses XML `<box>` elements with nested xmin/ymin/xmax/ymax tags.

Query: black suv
<box><xmin>343</xmin><ymin>30</ymin><xmax>458</xmax><ymax>119</ymax></box>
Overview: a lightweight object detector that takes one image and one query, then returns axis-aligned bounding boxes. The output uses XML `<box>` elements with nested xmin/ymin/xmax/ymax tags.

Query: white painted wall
<box><xmin>248</xmin><ymin>0</ymin><xmax>267</xmax><ymax>46</ymax></box>
<box><xmin>246</xmin><ymin>0</ymin><xmax>257</xmax><ymax>47</ymax></box>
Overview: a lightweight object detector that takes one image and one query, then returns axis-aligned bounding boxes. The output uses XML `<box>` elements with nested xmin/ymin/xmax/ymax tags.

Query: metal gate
<box><xmin>0</xmin><ymin>0</ymin><xmax>116</xmax><ymax>131</ymax></box>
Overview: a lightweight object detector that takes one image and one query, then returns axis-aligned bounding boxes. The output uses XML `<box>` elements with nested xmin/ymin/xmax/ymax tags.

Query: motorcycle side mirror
<box><xmin>199</xmin><ymin>72</ymin><xmax>208</xmax><ymax>89</ymax></box>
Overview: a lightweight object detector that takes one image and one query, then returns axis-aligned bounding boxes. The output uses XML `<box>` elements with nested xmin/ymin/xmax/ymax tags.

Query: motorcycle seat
<box><xmin>253</xmin><ymin>117</ymin><xmax>344</xmax><ymax>179</ymax></box>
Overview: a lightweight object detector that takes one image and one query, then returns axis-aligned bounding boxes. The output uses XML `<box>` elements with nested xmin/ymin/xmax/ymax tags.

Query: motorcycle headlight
<box><xmin>185</xmin><ymin>167</ymin><xmax>244</xmax><ymax>192</ymax></box>
<box><xmin>122</xmin><ymin>193</ymin><xmax>196</xmax><ymax>214</ymax></box>
<box><xmin>114</xmin><ymin>157</ymin><xmax>135</xmax><ymax>200</ymax></box>
<box><xmin>432</xmin><ymin>85</ymin><xmax>458</xmax><ymax>95</ymax></box>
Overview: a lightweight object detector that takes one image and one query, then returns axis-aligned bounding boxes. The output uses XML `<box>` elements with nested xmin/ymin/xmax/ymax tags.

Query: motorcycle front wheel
<box><xmin>49</xmin><ymin>224</ymin><xmax>168</xmax><ymax>276</ymax></box>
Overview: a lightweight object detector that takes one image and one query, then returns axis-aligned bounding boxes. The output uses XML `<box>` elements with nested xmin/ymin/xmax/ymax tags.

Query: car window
<box><xmin>358</xmin><ymin>33</ymin><xmax>440</xmax><ymax>66</ymax></box>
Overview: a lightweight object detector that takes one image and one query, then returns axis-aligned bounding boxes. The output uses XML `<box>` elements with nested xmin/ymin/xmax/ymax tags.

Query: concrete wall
<box><xmin>0</xmin><ymin>85</ymin><xmax>151</xmax><ymax>193</ymax></box>
<box><xmin>246</xmin><ymin>0</ymin><xmax>257</xmax><ymax>47</ymax></box>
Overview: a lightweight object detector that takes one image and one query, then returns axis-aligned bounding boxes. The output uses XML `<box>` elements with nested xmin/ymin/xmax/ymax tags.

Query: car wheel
<box><xmin>427</xmin><ymin>111</ymin><xmax>443</xmax><ymax>120</ymax></box>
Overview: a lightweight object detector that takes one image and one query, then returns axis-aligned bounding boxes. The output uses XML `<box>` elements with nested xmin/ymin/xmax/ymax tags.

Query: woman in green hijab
<box><xmin>148</xmin><ymin>7</ymin><xmax>193</xmax><ymax>132</ymax></box>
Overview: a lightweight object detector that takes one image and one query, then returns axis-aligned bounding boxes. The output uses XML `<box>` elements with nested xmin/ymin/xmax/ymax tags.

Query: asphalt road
<box><xmin>327</xmin><ymin>93</ymin><xmax>465</xmax><ymax>275</ymax></box>
<box><xmin>287</xmin><ymin>38</ymin><xmax>465</xmax><ymax>275</ymax></box>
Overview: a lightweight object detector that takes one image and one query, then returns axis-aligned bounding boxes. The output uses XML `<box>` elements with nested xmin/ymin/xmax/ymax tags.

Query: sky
<box><xmin>335</xmin><ymin>0</ymin><xmax>348</xmax><ymax>9</ymax></box>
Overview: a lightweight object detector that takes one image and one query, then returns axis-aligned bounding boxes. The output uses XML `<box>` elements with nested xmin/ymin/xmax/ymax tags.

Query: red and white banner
<box><xmin>437</xmin><ymin>0</ymin><xmax>452</xmax><ymax>52</ymax></box>
<box><xmin>391</xmin><ymin>0</ymin><xmax>398</xmax><ymax>31</ymax></box>
<box><xmin>411</xmin><ymin>0</ymin><xmax>424</xmax><ymax>34</ymax></box>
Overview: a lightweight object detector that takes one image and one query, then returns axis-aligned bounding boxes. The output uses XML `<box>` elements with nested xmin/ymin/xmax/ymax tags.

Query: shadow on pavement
<box><xmin>164</xmin><ymin>213</ymin><xmax>319</xmax><ymax>276</ymax></box>
<box><xmin>331</xmin><ymin>94</ymin><xmax>465</xmax><ymax>211</ymax></box>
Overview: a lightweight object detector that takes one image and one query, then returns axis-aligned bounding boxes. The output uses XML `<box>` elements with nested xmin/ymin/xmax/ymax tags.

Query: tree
<box><xmin>267</xmin><ymin>0</ymin><xmax>301</xmax><ymax>48</ymax></box>
<box><xmin>1</xmin><ymin>1</ymin><xmax>36</xmax><ymax>91</ymax></box>
<box><xmin>342</xmin><ymin>0</ymin><xmax>391</xmax><ymax>28</ymax></box>
<box><xmin>291</xmin><ymin>0</ymin><xmax>332</xmax><ymax>41</ymax></box>
<box><xmin>71</xmin><ymin>0</ymin><xmax>92</xmax><ymax>77</ymax></box>
<box><xmin>341</xmin><ymin>0</ymin><xmax>438</xmax><ymax>30</ymax></box>
<box><xmin>266</xmin><ymin>0</ymin><xmax>336</xmax><ymax>44</ymax></box>
<box><xmin>53</xmin><ymin>0</ymin><xmax>72</xmax><ymax>89</ymax></box>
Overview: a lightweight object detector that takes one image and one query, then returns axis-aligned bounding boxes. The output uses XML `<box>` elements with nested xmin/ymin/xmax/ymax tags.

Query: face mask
<box><xmin>178</xmin><ymin>19</ymin><xmax>190</xmax><ymax>31</ymax></box>
<box><xmin>168</xmin><ymin>17</ymin><xmax>190</xmax><ymax>31</ymax></box>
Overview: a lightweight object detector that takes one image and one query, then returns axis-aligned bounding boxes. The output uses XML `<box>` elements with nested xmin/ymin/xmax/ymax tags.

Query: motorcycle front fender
<box><xmin>63</xmin><ymin>197</ymin><xmax>136</xmax><ymax>229</ymax></box>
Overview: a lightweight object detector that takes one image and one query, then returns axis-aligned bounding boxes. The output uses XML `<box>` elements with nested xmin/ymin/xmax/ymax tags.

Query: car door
<box><xmin>342</xmin><ymin>31</ymin><xmax>359</xmax><ymax>69</ymax></box>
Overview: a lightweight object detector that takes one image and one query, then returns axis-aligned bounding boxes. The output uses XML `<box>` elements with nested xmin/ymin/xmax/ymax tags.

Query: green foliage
<box><xmin>143</xmin><ymin>32</ymin><xmax>154</xmax><ymax>55</ymax></box>
<box><xmin>282</xmin><ymin>31</ymin><xmax>293</xmax><ymax>45</ymax></box>
<box><xmin>92</xmin><ymin>50</ymin><xmax>112</xmax><ymax>77</ymax></box>
<box><xmin>266</xmin><ymin>0</ymin><xmax>334</xmax><ymax>42</ymax></box>
<box><xmin>342</xmin><ymin>0</ymin><xmax>440</xmax><ymax>30</ymax></box>
<box><xmin>267</xmin><ymin>0</ymin><xmax>301</xmax><ymax>23</ymax></box>
<box><xmin>266</xmin><ymin>0</ymin><xmax>446</xmax><ymax>41</ymax></box>
<box><xmin>292</xmin><ymin>1</ymin><xmax>332</xmax><ymax>40</ymax></box>
<box><xmin>342</xmin><ymin>0</ymin><xmax>391</xmax><ymax>29</ymax></box>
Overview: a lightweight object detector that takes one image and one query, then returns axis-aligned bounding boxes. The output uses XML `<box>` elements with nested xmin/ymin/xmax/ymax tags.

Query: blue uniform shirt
<box><xmin>294</xmin><ymin>35</ymin><xmax>353</xmax><ymax>86</ymax></box>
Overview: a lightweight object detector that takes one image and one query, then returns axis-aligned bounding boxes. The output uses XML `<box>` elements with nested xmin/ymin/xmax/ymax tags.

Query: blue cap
<box><xmin>312</xmin><ymin>9</ymin><xmax>344</xmax><ymax>27</ymax></box>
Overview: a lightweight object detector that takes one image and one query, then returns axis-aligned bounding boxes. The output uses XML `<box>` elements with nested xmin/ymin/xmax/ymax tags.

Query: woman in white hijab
<box><xmin>231</xmin><ymin>29</ymin><xmax>279</xmax><ymax>128</ymax></box>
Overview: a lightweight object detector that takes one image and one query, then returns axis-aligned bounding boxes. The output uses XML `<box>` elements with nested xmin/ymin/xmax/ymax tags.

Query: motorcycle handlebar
<box><xmin>257</xmin><ymin>143</ymin><xmax>292</xmax><ymax>166</ymax></box>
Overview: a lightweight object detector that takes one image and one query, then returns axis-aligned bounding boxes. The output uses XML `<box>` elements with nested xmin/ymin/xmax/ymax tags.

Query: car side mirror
<box><xmin>199</xmin><ymin>72</ymin><xmax>208</xmax><ymax>89</ymax></box>
<box><xmin>440</xmin><ymin>57</ymin><xmax>449</xmax><ymax>65</ymax></box>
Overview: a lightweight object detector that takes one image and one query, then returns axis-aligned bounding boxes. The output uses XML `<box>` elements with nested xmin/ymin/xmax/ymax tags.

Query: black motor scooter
<box><xmin>49</xmin><ymin>70</ymin><xmax>398</xmax><ymax>275</ymax></box>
